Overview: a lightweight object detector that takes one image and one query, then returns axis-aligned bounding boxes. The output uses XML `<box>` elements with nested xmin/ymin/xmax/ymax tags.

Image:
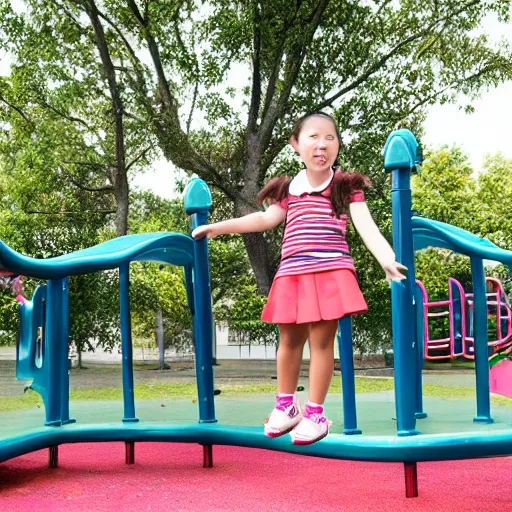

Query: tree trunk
<box><xmin>113</xmin><ymin>166</ymin><xmax>129</xmax><ymax>236</ymax></box>
<box><xmin>233</xmin><ymin>197</ymin><xmax>272</xmax><ymax>294</ymax></box>
<box><xmin>241</xmin><ymin>231</ymin><xmax>273</xmax><ymax>295</ymax></box>
<box><xmin>155</xmin><ymin>308</ymin><xmax>168</xmax><ymax>370</ymax></box>
<box><xmin>86</xmin><ymin>0</ymin><xmax>129</xmax><ymax>236</ymax></box>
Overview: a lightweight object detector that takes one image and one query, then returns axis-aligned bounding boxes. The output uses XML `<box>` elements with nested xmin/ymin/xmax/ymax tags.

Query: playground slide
<box><xmin>412</xmin><ymin>216</ymin><xmax>512</xmax><ymax>398</ymax></box>
<box><xmin>412</xmin><ymin>216</ymin><xmax>512</xmax><ymax>269</ymax></box>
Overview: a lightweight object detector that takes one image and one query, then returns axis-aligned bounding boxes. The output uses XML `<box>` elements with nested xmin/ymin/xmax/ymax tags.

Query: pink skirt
<box><xmin>261</xmin><ymin>269</ymin><xmax>368</xmax><ymax>325</ymax></box>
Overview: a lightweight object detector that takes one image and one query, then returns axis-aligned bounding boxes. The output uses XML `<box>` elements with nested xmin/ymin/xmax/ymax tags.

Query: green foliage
<box><xmin>215</xmin><ymin>284</ymin><xmax>277</xmax><ymax>346</ymax></box>
<box><xmin>129</xmin><ymin>262</ymin><xmax>192</xmax><ymax>353</ymax></box>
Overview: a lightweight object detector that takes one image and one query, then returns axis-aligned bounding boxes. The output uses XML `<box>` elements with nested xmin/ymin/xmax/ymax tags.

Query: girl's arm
<box><xmin>191</xmin><ymin>204</ymin><xmax>287</xmax><ymax>240</ymax></box>
<box><xmin>349</xmin><ymin>201</ymin><xmax>407</xmax><ymax>282</ymax></box>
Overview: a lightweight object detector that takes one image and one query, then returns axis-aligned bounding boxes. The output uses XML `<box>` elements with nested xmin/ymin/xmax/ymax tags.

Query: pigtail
<box><xmin>256</xmin><ymin>176</ymin><xmax>291</xmax><ymax>207</ymax></box>
<box><xmin>330</xmin><ymin>170</ymin><xmax>371</xmax><ymax>216</ymax></box>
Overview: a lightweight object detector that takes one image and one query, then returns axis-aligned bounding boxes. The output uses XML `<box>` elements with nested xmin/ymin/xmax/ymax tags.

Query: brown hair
<box><xmin>256</xmin><ymin>176</ymin><xmax>291</xmax><ymax>207</ymax></box>
<box><xmin>256</xmin><ymin>170</ymin><xmax>371</xmax><ymax>215</ymax></box>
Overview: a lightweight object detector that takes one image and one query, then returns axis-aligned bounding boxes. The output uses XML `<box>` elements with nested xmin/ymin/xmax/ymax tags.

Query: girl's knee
<box><xmin>310</xmin><ymin>339</ymin><xmax>334</xmax><ymax>352</ymax></box>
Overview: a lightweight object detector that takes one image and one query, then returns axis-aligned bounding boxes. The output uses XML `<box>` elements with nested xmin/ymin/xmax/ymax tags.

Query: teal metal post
<box><xmin>383</xmin><ymin>129</ymin><xmax>422</xmax><ymax>436</ymax></box>
<box><xmin>184</xmin><ymin>178</ymin><xmax>217</xmax><ymax>424</ymax></box>
<box><xmin>471</xmin><ymin>256</ymin><xmax>493</xmax><ymax>423</ymax></box>
<box><xmin>337</xmin><ymin>316</ymin><xmax>362</xmax><ymax>435</ymax></box>
<box><xmin>413</xmin><ymin>282</ymin><xmax>427</xmax><ymax>419</ymax></box>
<box><xmin>59</xmin><ymin>278</ymin><xmax>75</xmax><ymax>425</ymax></box>
<box><xmin>44</xmin><ymin>279</ymin><xmax>65</xmax><ymax>426</ymax></box>
<box><xmin>119</xmin><ymin>262</ymin><xmax>138</xmax><ymax>423</ymax></box>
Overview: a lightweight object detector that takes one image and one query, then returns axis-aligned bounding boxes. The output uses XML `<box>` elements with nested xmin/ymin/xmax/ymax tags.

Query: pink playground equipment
<box><xmin>417</xmin><ymin>277</ymin><xmax>512</xmax><ymax>396</ymax></box>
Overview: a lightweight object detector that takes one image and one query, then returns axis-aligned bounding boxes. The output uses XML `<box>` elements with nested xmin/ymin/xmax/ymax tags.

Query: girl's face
<box><xmin>291</xmin><ymin>116</ymin><xmax>340</xmax><ymax>173</ymax></box>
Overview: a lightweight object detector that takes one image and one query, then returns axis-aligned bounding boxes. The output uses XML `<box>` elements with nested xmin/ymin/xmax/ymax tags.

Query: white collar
<box><xmin>289</xmin><ymin>168</ymin><xmax>334</xmax><ymax>195</ymax></box>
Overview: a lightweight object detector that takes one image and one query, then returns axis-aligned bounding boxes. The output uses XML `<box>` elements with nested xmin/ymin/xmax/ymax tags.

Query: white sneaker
<box><xmin>264</xmin><ymin>399</ymin><xmax>302</xmax><ymax>438</ymax></box>
<box><xmin>290</xmin><ymin>416</ymin><xmax>330</xmax><ymax>445</ymax></box>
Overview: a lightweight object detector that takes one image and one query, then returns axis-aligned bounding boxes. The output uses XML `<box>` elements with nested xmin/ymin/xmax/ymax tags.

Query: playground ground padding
<box><xmin>1</xmin><ymin>441</ymin><xmax>511</xmax><ymax>512</ymax></box>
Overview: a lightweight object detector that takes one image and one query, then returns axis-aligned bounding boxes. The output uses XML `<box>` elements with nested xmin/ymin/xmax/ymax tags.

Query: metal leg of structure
<box><xmin>404</xmin><ymin>462</ymin><xmax>418</xmax><ymax>498</ymax></box>
<box><xmin>125</xmin><ymin>441</ymin><xmax>135</xmax><ymax>465</ymax></box>
<box><xmin>49</xmin><ymin>446</ymin><xmax>59</xmax><ymax>468</ymax></box>
<box><xmin>202</xmin><ymin>444</ymin><xmax>213</xmax><ymax>468</ymax></box>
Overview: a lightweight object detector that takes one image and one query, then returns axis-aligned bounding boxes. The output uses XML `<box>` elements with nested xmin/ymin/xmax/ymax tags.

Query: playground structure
<box><xmin>419</xmin><ymin>277</ymin><xmax>512</xmax><ymax>362</ymax></box>
<box><xmin>1</xmin><ymin>129</ymin><xmax>512</xmax><ymax>499</ymax></box>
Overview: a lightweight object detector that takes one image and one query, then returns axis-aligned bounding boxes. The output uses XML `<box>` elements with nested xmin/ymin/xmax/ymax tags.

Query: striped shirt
<box><xmin>274</xmin><ymin>184</ymin><xmax>364</xmax><ymax>279</ymax></box>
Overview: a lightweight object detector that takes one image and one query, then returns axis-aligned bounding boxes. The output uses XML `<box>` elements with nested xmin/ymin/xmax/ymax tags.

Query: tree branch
<box><xmin>313</xmin><ymin>0</ymin><xmax>481</xmax><ymax>112</ymax></box>
<box><xmin>68</xmin><ymin>176</ymin><xmax>114</xmax><ymax>192</ymax></box>
<box><xmin>40</xmin><ymin>100</ymin><xmax>92</xmax><ymax>128</ymax></box>
<box><xmin>259</xmin><ymin>0</ymin><xmax>330</xmax><ymax>152</ymax></box>
<box><xmin>0</xmin><ymin>93</ymin><xmax>33</xmax><ymax>125</ymax></box>
<box><xmin>186</xmin><ymin>80</ymin><xmax>198</xmax><ymax>135</ymax></box>
<box><xmin>86</xmin><ymin>0</ymin><xmax>129</xmax><ymax>236</ymax></box>
<box><xmin>126</xmin><ymin>146</ymin><xmax>153</xmax><ymax>172</ymax></box>
<box><xmin>260</xmin><ymin>3</ymin><xmax>307</xmax><ymax>124</ymax></box>
<box><xmin>405</xmin><ymin>62</ymin><xmax>505</xmax><ymax>118</ymax></box>
<box><xmin>126</xmin><ymin>0</ymin><xmax>232</xmax><ymax>197</ymax></box>
<box><xmin>63</xmin><ymin>160</ymin><xmax>107</xmax><ymax>169</ymax></box>
<box><xmin>24</xmin><ymin>209</ymin><xmax>116</xmax><ymax>215</ymax></box>
<box><xmin>247</xmin><ymin>0</ymin><xmax>262</xmax><ymax>134</ymax></box>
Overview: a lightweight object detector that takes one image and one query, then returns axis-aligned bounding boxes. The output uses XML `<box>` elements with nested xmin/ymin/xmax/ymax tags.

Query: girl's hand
<box><xmin>382</xmin><ymin>261</ymin><xmax>408</xmax><ymax>283</ymax></box>
<box><xmin>191</xmin><ymin>225</ymin><xmax>216</xmax><ymax>240</ymax></box>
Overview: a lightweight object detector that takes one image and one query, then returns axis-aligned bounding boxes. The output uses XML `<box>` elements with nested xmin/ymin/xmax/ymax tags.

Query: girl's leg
<box><xmin>291</xmin><ymin>319</ymin><xmax>338</xmax><ymax>445</ymax></box>
<box><xmin>276</xmin><ymin>322</ymin><xmax>310</xmax><ymax>394</ymax></box>
<box><xmin>307</xmin><ymin>319</ymin><xmax>338</xmax><ymax>404</ymax></box>
<box><xmin>264</xmin><ymin>322</ymin><xmax>309</xmax><ymax>438</ymax></box>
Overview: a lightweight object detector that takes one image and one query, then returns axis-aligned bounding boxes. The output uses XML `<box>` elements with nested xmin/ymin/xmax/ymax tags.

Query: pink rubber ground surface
<box><xmin>1</xmin><ymin>442</ymin><xmax>511</xmax><ymax>511</ymax></box>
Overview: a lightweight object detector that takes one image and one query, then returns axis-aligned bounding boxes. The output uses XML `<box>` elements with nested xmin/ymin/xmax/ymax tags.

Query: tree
<box><xmin>0</xmin><ymin>3</ymin><xmax>154</xmax><ymax>236</ymax></box>
<box><xmin>412</xmin><ymin>146</ymin><xmax>481</xmax><ymax>230</ymax></box>
<box><xmin>411</xmin><ymin>148</ymin><xmax>512</xmax><ymax>349</ymax></box>
<box><xmin>477</xmin><ymin>153</ymin><xmax>512</xmax><ymax>249</ymax></box>
<box><xmin>1</xmin><ymin>0</ymin><xmax>511</xmax><ymax>293</ymax></box>
<box><xmin>0</xmin><ymin>143</ymin><xmax>120</xmax><ymax>354</ymax></box>
<box><xmin>128</xmin><ymin>190</ymin><xmax>254</xmax><ymax>361</ymax></box>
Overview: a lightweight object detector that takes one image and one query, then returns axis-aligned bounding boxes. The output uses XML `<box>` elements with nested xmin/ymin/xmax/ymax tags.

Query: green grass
<box><xmin>423</xmin><ymin>360</ymin><xmax>475</xmax><ymax>370</ymax></box>
<box><xmin>2</xmin><ymin>378</ymin><xmax>512</xmax><ymax>412</ymax></box>
<box><xmin>0</xmin><ymin>392</ymin><xmax>42</xmax><ymax>413</ymax></box>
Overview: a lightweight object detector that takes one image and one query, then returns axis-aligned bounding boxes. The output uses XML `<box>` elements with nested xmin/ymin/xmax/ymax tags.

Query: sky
<box><xmin>422</xmin><ymin>12</ymin><xmax>512</xmax><ymax>173</ymax></box>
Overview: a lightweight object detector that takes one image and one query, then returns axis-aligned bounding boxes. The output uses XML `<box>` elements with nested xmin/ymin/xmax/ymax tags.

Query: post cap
<box><xmin>183</xmin><ymin>178</ymin><xmax>212</xmax><ymax>215</ymax></box>
<box><xmin>382</xmin><ymin>129</ymin><xmax>423</xmax><ymax>173</ymax></box>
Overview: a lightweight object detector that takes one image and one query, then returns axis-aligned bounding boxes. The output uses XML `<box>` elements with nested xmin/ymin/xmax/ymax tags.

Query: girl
<box><xmin>192</xmin><ymin>112</ymin><xmax>406</xmax><ymax>445</ymax></box>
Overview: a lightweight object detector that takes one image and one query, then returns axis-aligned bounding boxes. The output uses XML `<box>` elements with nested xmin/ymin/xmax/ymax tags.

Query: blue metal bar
<box><xmin>389</xmin><ymin>167</ymin><xmax>419</xmax><ymax>436</ymax></box>
<box><xmin>190</xmin><ymin>211</ymin><xmax>216</xmax><ymax>424</ymax></box>
<box><xmin>119</xmin><ymin>263</ymin><xmax>138</xmax><ymax>423</ymax></box>
<box><xmin>471</xmin><ymin>256</ymin><xmax>493</xmax><ymax>423</ymax></box>
<box><xmin>59</xmin><ymin>278</ymin><xmax>75</xmax><ymax>425</ymax></box>
<box><xmin>391</xmin><ymin>168</ymin><xmax>418</xmax><ymax>436</ymax></box>
<box><xmin>44</xmin><ymin>279</ymin><xmax>64</xmax><ymax>426</ymax></box>
<box><xmin>414</xmin><ymin>283</ymin><xmax>427</xmax><ymax>419</ymax></box>
<box><xmin>337</xmin><ymin>316</ymin><xmax>362</xmax><ymax>435</ymax></box>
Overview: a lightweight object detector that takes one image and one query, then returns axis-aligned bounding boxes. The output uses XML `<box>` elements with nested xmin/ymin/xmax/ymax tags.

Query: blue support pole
<box><xmin>413</xmin><ymin>283</ymin><xmax>427</xmax><ymax>419</ymax></box>
<box><xmin>119</xmin><ymin>263</ymin><xmax>139</xmax><ymax>423</ymax></box>
<box><xmin>44</xmin><ymin>279</ymin><xmax>65</xmax><ymax>426</ymax></box>
<box><xmin>184</xmin><ymin>177</ymin><xmax>216</xmax><ymax>424</ymax></box>
<box><xmin>190</xmin><ymin>211</ymin><xmax>216</xmax><ymax>424</ymax></box>
<box><xmin>383</xmin><ymin>130</ymin><xmax>422</xmax><ymax>436</ymax></box>
<box><xmin>59</xmin><ymin>278</ymin><xmax>75</xmax><ymax>425</ymax></box>
<box><xmin>471</xmin><ymin>256</ymin><xmax>493</xmax><ymax>423</ymax></box>
<box><xmin>337</xmin><ymin>316</ymin><xmax>362</xmax><ymax>435</ymax></box>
